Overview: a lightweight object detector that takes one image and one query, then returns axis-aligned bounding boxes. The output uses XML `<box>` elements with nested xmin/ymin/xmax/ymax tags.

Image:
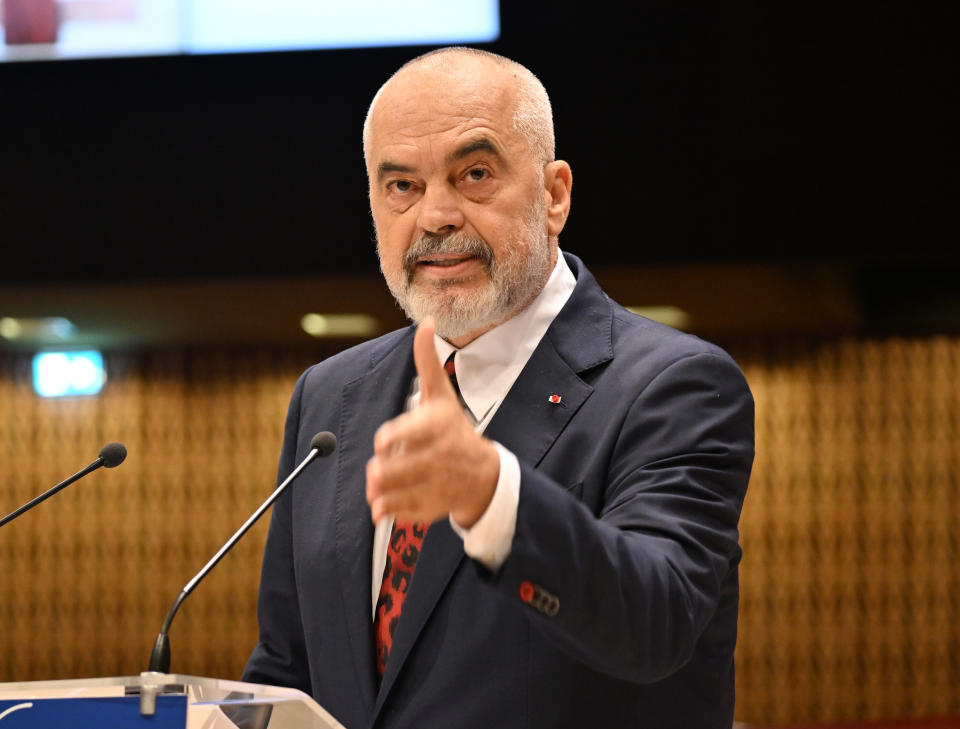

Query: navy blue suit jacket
<box><xmin>243</xmin><ymin>254</ymin><xmax>755</xmax><ymax>728</ymax></box>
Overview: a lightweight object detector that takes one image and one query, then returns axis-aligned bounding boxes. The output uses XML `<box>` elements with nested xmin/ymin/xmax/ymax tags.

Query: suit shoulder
<box><xmin>609</xmin><ymin>300</ymin><xmax>745</xmax><ymax>375</ymax></box>
<box><xmin>297</xmin><ymin>326</ymin><xmax>413</xmax><ymax>393</ymax></box>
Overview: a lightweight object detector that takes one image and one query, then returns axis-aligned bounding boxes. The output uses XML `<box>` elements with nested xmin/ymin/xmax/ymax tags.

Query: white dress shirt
<box><xmin>371</xmin><ymin>251</ymin><xmax>577</xmax><ymax>615</ymax></box>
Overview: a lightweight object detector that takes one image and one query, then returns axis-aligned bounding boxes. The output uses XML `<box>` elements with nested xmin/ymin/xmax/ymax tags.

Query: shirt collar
<box><xmin>432</xmin><ymin>251</ymin><xmax>576</xmax><ymax>429</ymax></box>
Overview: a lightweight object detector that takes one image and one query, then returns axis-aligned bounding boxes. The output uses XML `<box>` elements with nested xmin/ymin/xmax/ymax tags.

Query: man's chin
<box><xmin>408</xmin><ymin>267</ymin><xmax>485</xmax><ymax>291</ymax></box>
<box><xmin>404</xmin><ymin>287</ymin><xmax>503</xmax><ymax>336</ymax></box>
<box><xmin>406</xmin><ymin>277</ymin><xmax>487</xmax><ymax>306</ymax></box>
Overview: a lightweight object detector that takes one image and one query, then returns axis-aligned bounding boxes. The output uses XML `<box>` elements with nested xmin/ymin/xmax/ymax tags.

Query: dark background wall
<box><xmin>1</xmin><ymin>4</ymin><xmax>956</xmax><ymax>289</ymax></box>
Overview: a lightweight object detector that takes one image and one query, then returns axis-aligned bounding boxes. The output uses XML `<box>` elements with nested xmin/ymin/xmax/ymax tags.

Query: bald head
<box><xmin>363</xmin><ymin>47</ymin><xmax>555</xmax><ymax>173</ymax></box>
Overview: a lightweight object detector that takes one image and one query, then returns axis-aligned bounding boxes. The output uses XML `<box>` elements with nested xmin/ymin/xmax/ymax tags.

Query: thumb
<box><xmin>413</xmin><ymin>316</ymin><xmax>457</xmax><ymax>403</ymax></box>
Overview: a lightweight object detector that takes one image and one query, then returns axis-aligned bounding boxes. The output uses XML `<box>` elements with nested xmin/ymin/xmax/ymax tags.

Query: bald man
<box><xmin>244</xmin><ymin>47</ymin><xmax>755</xmax><ymax>729</ymax></box>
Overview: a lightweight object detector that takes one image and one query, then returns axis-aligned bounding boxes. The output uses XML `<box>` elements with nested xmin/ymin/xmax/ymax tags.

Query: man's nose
<box><xmin>418</xmin><ymin>184</ymin><xmax>464</xmax><ymax>235</ymax></box>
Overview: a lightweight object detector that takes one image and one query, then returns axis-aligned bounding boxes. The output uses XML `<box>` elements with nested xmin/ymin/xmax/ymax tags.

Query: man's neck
<box><xmin>444</xmin><ymin>318</ymin><xmax>508</xmax><ymax>349</ymax></box>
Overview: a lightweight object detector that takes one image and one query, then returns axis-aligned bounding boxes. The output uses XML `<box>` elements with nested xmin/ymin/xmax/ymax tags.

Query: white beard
<box><xmin>378</xmin><ymin>198</ymin><xmax>552</xmax><ymax>341</ymax></box>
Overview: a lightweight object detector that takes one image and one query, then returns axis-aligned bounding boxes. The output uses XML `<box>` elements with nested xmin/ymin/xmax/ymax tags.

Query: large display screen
<box><xmin>0</xmin><ymin>0</ymin><xmax>499</xmax><ymax>62</ymax></box>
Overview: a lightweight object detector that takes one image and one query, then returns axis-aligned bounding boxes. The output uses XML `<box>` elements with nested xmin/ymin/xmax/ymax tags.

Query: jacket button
<box><xmin>519</xmin><ymin>580</ymin><xmax>535</xmax><ymax>603</ymax></box>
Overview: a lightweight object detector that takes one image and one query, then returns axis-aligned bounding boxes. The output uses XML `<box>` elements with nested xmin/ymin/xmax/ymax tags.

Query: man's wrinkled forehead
<box><xmin>367</xmin><ymin>65</ymin><xmax>518</xmax><ymax>157</ymax></box>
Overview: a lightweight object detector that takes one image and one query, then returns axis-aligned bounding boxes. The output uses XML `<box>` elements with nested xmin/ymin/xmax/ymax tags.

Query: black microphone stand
<box><xmin>0</xmin><ymin>443</ymin><xmax>126</xmax><ymax>528</ymax></box>
<box><xmin>147</xmin><ymin>432</ymin><xmax>336</xmax><ymax>673</ymax></box>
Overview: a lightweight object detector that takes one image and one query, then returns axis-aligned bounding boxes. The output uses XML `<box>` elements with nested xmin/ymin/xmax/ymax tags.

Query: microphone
<box><xmin>0</xmin><ymin>442</ymin><xmax>127</xmax><ymax>528</ymax></box>
<box><xmin>147</xmin><ymin>431</ymin><xmax>337</xmax><ymax>674</ymax></box>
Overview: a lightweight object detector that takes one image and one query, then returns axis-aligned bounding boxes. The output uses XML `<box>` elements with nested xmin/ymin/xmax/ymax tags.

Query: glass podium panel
<box><xmin>0</xmin><ymin>672</ymin><xmax>347</xmax><ymax>729</ymax></box>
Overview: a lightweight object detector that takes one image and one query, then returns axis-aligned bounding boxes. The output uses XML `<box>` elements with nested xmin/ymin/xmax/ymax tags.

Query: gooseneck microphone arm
<box><xmin>147</xmin><ymin>431</ymin><xmax>337</xmax><ymax>674</ymax></box>
<box><xmin>0</xmin><ymin>442</ymin><xmax>127</xmax><ymax>529</ymax></box>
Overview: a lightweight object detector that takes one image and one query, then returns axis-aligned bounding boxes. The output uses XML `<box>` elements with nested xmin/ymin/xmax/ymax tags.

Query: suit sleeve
<box><xmin>242</xmin><ymin>372</ymin><xmax>313</xmax><ymax>694</ymax></box>
<box><xmin>487</xmin><ymin>350</ymin><xmax>755</xmax><ymax>684</ymax></box>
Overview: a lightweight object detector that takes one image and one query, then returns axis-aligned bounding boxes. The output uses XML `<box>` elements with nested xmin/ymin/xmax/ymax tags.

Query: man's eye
<box><xmin>390</xmin><ymin>180</ymin><xmax>413</xmax><ymax>193</ymax></box>
<box><xmin>465</xmin><ymin>168</ymin><xmax>488</xmax><ymax>182</ymax></box>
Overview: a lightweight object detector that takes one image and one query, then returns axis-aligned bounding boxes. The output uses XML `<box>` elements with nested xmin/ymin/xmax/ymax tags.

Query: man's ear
<box><xmin>544</xmin><ymin>160</ymin><xmax>573</xmax><ymax>237</ymax></box>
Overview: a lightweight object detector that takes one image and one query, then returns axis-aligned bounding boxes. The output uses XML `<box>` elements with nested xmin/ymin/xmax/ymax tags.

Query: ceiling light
<box><xmin>626</xmin><ymin>306</ymin><xmax>693</xmax><ymax>331</ymax></box>
<box><xmin>301</xmin><ymin>313</ymin><xmax>380</xmax><ymax>338</ymax></box>
<box><xmin>0</xmin><ymin>316</ymin><xmax>76</xmax><ymax>342</ymax></box>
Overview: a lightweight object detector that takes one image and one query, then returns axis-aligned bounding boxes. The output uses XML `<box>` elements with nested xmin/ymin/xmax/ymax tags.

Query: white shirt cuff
<box><xmin>449</xmin><ymin>441</ymin><xmax>519</xmax><ymax>570</ymax></box>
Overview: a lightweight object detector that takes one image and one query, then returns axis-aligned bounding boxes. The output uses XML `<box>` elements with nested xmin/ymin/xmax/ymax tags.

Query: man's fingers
<box><xmin>413</xmin><ymin>316</ymin><xmax>457</xmax><ymax>402</ymax></box>
<box><xmin>366</xmin><ymin>452</ymin><xmax>436</xmax><ymax>523</ymax></box>
<box><xmin>373</xmin><ymin>407</ymin><xmax>447</xmax><ymax>456</ymax></box>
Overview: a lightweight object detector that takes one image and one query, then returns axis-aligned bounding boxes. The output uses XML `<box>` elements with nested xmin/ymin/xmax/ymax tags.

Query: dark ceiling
<box><xmin>2</xmin><ymin>4</ymin><xmax>956</xmax><ymax>281</ymax></box>
<box><xmin>0</xmin><ymin>4</ymin><xmax>957</xmax><ymax>348</ymax></box>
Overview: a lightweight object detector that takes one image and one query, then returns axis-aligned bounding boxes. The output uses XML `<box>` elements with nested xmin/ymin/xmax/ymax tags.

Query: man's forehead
<box><xmin>374</xmin><ymin>58</ymin><xmax>514</xmax><ymax>126</ymax></box>
<box><xmin>383</xmin><ymin>84</ymin><xmax>513</xmax><ymax>133</ymax></box>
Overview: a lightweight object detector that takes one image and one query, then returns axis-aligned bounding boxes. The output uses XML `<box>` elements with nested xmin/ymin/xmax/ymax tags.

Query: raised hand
<box><xmin>366</xmin><ymin>316</ymin><xmax>500</xmax><ymax>527</ymax></box>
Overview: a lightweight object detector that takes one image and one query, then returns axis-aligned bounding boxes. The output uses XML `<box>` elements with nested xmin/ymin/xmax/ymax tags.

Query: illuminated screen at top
<box><xmin>0</xmin><ymin>0</ymin><xmax>500</xmax><ymax>62</ymax></box>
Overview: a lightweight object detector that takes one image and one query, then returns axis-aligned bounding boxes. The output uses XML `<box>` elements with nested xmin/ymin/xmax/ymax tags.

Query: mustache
<box><xmin>402</xmin><ymin>232</ymin><xmax>494</xmax><ymax>275</ymax></box>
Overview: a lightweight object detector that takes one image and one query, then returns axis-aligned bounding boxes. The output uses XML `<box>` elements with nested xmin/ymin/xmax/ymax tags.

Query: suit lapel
<box><xmin>484</xmin><ymin>335</ymin><xmax>595</xmax><ymax>467</ymax></box>
<box><xmin>485</xmin><ymin>253</ymin><xmax>615</xmax><ymax>465</ymax></box>
<box><xmin>334</xmin><ymin>329</ymin><xmax>417</xmax><ymax>712</ymax></box>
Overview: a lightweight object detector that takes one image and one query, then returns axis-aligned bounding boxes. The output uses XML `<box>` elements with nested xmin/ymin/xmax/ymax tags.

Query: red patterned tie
<box><xmin>374</xmin><ymin>519</ymin><xmax>427</xmax><ymax>677</ymax></box>
<box><xmin>373</xmin><ymin>353</ymin><xmax>459</xmax><ymax>678</ymax></box>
